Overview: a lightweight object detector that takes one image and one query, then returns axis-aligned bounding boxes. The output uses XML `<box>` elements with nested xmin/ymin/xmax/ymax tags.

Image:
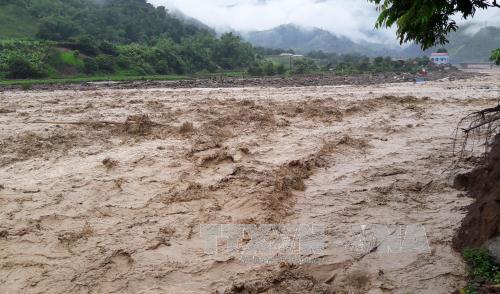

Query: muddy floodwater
<box><xmin>1</xmin><ymin>71</ymin><xmax>499</xmax><ymax>293</ymax></box>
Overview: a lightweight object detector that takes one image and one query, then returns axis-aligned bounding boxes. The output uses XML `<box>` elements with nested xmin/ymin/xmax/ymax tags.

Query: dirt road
<box><xmin>1</xmin><ymin>72</ymin><xmax>499</xmax><ymax>293</ymax></box>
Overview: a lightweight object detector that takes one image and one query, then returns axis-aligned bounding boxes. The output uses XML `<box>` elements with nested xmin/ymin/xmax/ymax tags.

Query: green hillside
<box><xmin>0</xmin><ymin>0</ymin><xmax>206</xmax><ymax>43</ymax></box>
<box><xmin>0</xmin><ymin>4</ymin><xmax>37</xmax><ymax>39</ymax></box>
<box><xmin>0</xmin><ymin>0</ymin><xmax>258</xmax><ymax>80</ymax></box>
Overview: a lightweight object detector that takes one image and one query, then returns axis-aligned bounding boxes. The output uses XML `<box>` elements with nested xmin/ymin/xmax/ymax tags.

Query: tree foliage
<box><xmin>7</xmin><ymin>0</ymin><xmax>205</xmax><ymax>44</ymax></box>
<box><xmin>0</xmin><ymin>0</ymin><xmax>257</xmax><ymax>78</ymax></box>
<box><xmin>6</xmin><ymin>55</ymin><xmax>44</xmax><ymax>78</ymax></box>
<box><xmin>368</xmin><ymin>0</ymin><xmax>500</xmax><ymax>49</ymax></box>
<box><xmin>306</xmin><ymin>51</ymin><xmax>430</xmax><ymax>74</ymax></box>
<box><xmin>491</xmin><ymin>48</ymin><xmax>500</xmax><ymax>65</ymax></box>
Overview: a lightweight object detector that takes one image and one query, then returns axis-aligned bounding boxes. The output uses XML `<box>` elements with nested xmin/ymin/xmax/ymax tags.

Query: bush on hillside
<box><xmin>99</xmin><ymin>41</ymin><xmax>118</xmax><ymax>56</ymax></box>
<box><xmin>83</xmin><ymin>58</ymin><xmax>98</xmax><ymax>74</ymax></box>
<box><xmin>95</xmin><ymin>55</ymin><xmax>116</xmax><ymax>73</ymax></box>
<box><xmin>6</xmin><ymin>55</ymin><xmax>45</xmax><ymax>79</ymax></box>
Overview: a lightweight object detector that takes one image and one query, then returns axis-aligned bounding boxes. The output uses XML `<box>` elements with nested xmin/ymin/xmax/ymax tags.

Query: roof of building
<box><xmin>431</xmin><ymin>53</ymin><xmax>449</xmax><ymax>56</ymax></box>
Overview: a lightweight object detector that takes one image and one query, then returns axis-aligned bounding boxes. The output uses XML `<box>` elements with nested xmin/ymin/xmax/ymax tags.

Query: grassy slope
<box><xmin>0</xmin><ymin>4</ymin><xmax>38</xmax><ymax>39</ymax></box>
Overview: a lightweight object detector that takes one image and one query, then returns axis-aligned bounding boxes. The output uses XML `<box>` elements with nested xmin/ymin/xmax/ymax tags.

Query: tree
<box><xmin>247</xmin><ymin>63</ymin><xmax>263</xmax><ymax>76</ymax></box>
<box><xmin>262</xmin><ymin>61</ymin><xmax>276</xmax><ymax>76</ymax></box>
<box><xmin>95</xmin><ymin>55</ymin><xmax>116</xmax><ymax>73</ymax></box>
<box><xmin>292</xmin><ymin>59</ymin><xmax>318</xmax><ymax>75</ymax></box>
<box><xmin>276</xmin><ymin>63</ymin><xmax>286</xmax><ymax>75</ymax></box>
<box><xmin>99</xmin><ymin>41</ymin><xmax>118</xmax><ymax>56</ymax></box>
<box><xmin>214</xmin><ymin>33</ymin><xmax>255</xmax><ymax>70</ymax></box>
<box><xmin>83</xmin><ymin>58</ymin><xmax>98</xmax><ymax>74</ymax></box>
<box><xmin>369</xmin><ymin>0</ymin><xmax>500</xmax><ymax>49</ymax></box>
<box><xmin>37</xmin><ymin>16</ymin><xmax>82</xmax><ymax>41</ymax></box>
<box><xmin>491</xmin><ymin>49</ymin><xmax>500</xmax><ymax>65</ymax></box>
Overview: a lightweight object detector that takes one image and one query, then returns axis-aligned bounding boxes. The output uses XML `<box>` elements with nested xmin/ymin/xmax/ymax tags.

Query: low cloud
<box><xmin>149</xmin><ymin>0</ymin><xmax>500</xmax><ymax>44</ymax></box>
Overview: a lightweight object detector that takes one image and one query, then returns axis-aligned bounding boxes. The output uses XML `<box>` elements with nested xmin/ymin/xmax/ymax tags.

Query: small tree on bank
<box><xmin>491</xmin><ymin>49</ymin><xmax>500</xmax><ymax>65</ymax></box>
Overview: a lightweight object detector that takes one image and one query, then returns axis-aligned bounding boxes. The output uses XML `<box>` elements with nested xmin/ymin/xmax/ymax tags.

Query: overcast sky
<box><xmin>148</xmin><ymin>0</ymin><xmax>500</xmax><ymax>45</ymax></box>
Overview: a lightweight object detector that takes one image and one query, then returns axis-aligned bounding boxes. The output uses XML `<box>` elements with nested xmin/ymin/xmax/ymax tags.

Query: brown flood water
<box><xmin>0</xmin><ymin>71</ymin><xmax>499</xmax><ymax>293</ymax></box>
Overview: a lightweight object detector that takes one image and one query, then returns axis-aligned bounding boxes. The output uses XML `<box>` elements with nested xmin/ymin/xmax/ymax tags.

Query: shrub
<box><xmin>247</xmin><ymin>63</ymin><xmax>263</xmax><ymax>76</ymax></box>
<box><xmin>276</xmin><ymin>63</ymin><xmax>286</xmax><ymax>75</ymax></box>
<box><xmin>491</xmin><ymin>49</ymin><xmax>500</xmax><ymax>66</ymax></box>
<box><xmin>64</xmin><ymin>36</ymin><xmax>99</xmax><ymax>56</ymax></box>
<box><xmin>99</xmin><ymin>41</ymin><xmax>118</xmax><ymax>56</ymax></box>
<box><xmin>155</xmin><ymin>60</ymin><xmax>170</xmax><ymax>75</ymax></box>
<box><xmin>261</xmin><ymin>61</ymin><xmax>276</xmax><ymax>76</ymax></box>
<box><xmin>95</xmin><ymin>55</ymin><xmax>116</xmax><ymax>73</ymax></box>
<box><xmin>116</xmin><ymin>55</ymin><xmax>132</xmax><ymax>69</ymax></box>
<box><xmin>463</xmin><ymin>248</ymin><xmax>500</xmax><ymax>284</ymax></box>
<box><xmin>6</xmin><ymin>55</ymin><xmax>44</xmax><ymax>79</ymax></box>
<box><xmin>292</xmin><ymin>58</ymin><xmax>318</xmax><ymax>74</ymax></box>
<box><xmin>83</xmin><ymin>58</ymin><xmax>98</xmax><ymax>74</ymax></box>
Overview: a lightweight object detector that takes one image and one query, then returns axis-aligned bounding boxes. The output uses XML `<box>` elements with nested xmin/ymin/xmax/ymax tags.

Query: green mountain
<box><xmin>0</xmin><ymin>0</ymin><xmax>207</xmax><ymax>43</ymax></box>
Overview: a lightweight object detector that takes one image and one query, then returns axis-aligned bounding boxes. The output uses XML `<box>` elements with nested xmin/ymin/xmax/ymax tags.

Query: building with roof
<box><xmin>430</xmin><ymin>53</ymin><xmax>449</xmax><ymax>65</ymax></box>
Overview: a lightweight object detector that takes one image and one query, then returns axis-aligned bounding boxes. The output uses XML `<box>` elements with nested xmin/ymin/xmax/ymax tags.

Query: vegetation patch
<box><xmin>461</xmin><ymin>248</ymin><xmax>500</xmax><ymax>293</ymax></box>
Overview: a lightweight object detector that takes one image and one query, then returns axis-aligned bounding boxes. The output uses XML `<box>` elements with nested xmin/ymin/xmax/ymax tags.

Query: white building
<box><xmin>430</xmin><ymin>53</ymin><xmax>449</xmax><ymax>64</ymax></box>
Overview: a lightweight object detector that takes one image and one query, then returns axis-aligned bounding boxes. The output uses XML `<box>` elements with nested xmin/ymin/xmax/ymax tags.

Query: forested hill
<box><xmin>0</xmin><ymin>0</ymin><xmax>259</xmax><ymax>79</ymax></box>
<box><xmin>0</xmin><ymin>0</ymin><xmax>205</xmax><ymax>43</ymax></box>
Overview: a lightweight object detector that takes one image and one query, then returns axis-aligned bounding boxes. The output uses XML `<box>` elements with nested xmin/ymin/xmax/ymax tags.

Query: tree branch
<box><xmin>461</xmin><ymin>114</ymin><xmax>500</xmax><ymax>133</ymax></box>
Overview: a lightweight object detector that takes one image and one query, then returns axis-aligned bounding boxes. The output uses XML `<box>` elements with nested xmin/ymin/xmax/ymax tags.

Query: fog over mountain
<box><xmin>149</xmin><ymin>0</ymin><xmax>500</xmax><ymax>46</ymax></box>
<box><xmin>243</xmin><ymin>24</ymin><xmax>397</xmax><ymax>56</ymax></box>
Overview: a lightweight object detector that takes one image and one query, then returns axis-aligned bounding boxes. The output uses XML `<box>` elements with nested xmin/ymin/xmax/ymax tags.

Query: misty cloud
<box><xmin>148</xmin><ymin>0</ymin><xmax>500</xmax><ymax>44</ymax></box>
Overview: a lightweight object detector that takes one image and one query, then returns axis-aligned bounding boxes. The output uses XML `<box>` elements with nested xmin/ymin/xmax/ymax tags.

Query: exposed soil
<box><xmin>0</xmin><ymin>71</ymin><xmax>499</xmax><ymax>293</ymax></box>
<box><xmin>0</xmin><ymin>70</ymin><xmax>477</xmax><ymax>92</ymax></box>
<box><xmin>453</xmin><ymin>134</ymin><xmax>500</xmax><ymax>250</ymax></box>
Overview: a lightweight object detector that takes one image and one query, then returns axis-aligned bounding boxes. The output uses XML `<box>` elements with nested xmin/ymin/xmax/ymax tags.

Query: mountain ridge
<box><xmin>243</xmin><ymin>23</ymin><xmax>500</xmax><ymax>62</ymax></box>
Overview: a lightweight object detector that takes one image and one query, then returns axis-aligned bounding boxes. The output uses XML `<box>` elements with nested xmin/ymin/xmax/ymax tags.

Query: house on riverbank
<box><xmin>430</xmin><ymin>52</ymin><xmax>450</xmax><ymax>64</ymax></box>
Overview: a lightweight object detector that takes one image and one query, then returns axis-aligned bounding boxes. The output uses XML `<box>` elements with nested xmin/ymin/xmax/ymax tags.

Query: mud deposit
<box><xmin>0</xmin><ymin>72</ymin><xmax>499</xmax><ymax>293</ymax></box>
<box><xmin>453</xmin><ymin>134</ymin><xmax>500</xmax><ymax>250</ymax></box>
<box><xmin>0</xmin><ymin>70</ymin><xmax>476</xmax><ymax>92</ymax></box>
